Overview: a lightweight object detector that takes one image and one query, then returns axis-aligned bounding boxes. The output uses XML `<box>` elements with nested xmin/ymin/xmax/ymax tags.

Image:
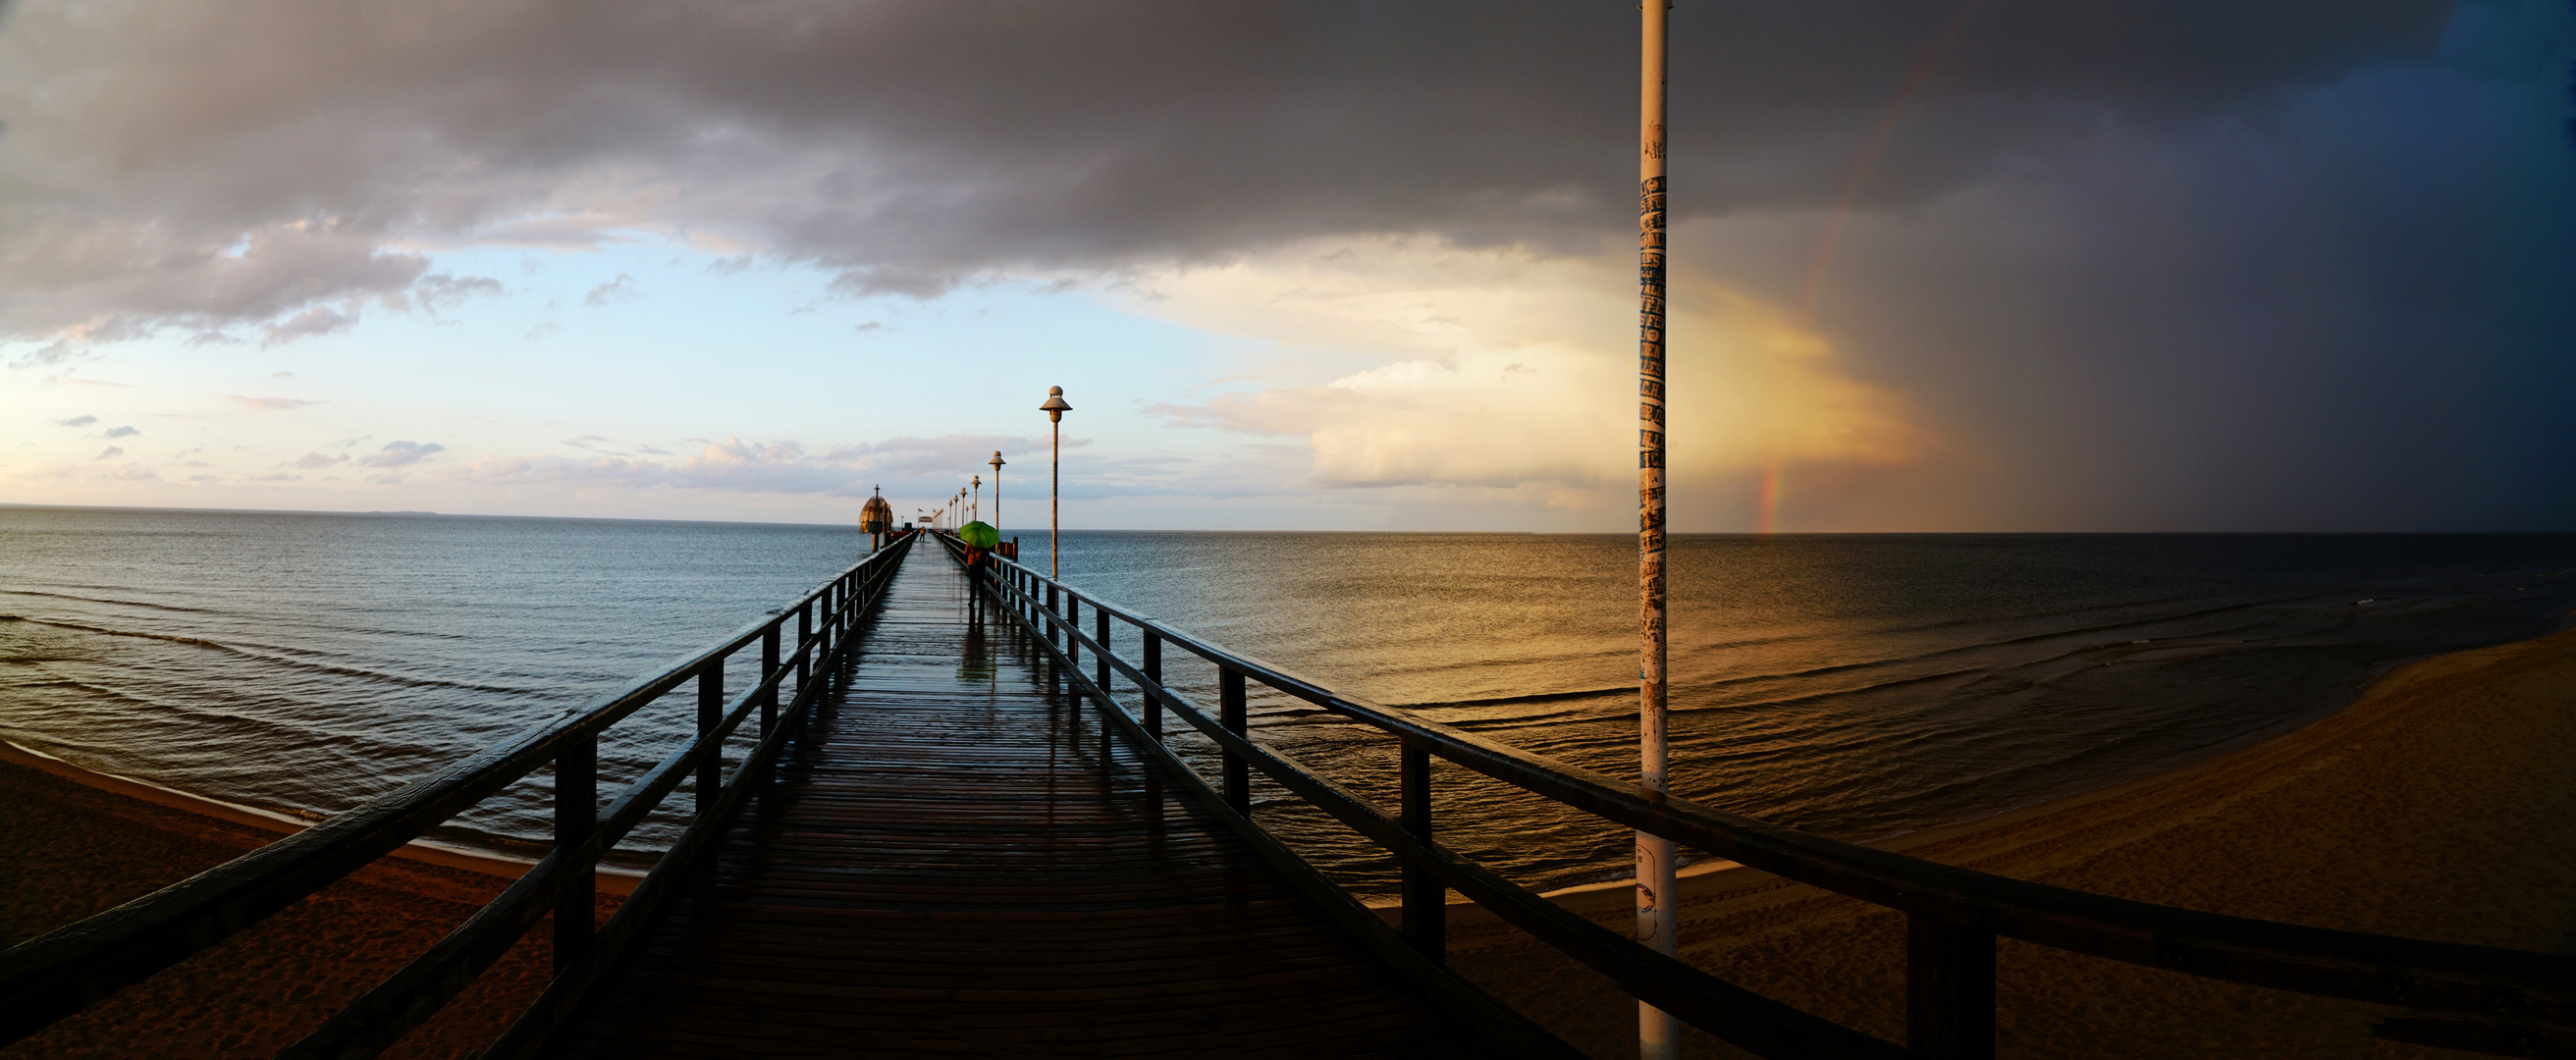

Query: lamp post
<box><xmin>1039</xmin><ymin>386</ymin><xmax>1071</xmax><ymax>580</ymax></box>
<box><xmin>1636</xmin><ymin>3</ymin><xmax>1677</xmax><ymax>1058</ymax></box>
<box><xmin>989</xmin><ymin>451</ymin><xmax>1007</xmax><ymax>540</ymax></box>
<box><xmin>972</xmin><ymin>475</ymin><xmax>982</xmax><ymax>523</ymax></box>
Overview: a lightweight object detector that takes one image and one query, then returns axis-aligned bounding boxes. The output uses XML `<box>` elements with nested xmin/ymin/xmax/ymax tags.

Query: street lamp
<box><xmin>989</xmin><ymin>451</ymin><xmax>1007</xmax><ymax>544</ymax></box>
<box><xmin>1039</xmin><ymin>386</ymin><xmax>1071</xmax><ymax>580</ymax></box>
<box><xmin>971</xmin><ymin>474</ymin><xmax>982</xmax><ymax>524</ymax></box>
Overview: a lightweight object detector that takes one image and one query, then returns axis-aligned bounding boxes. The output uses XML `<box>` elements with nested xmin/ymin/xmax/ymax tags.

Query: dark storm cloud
<box><xmin>1667</xmin><ymin>11</ymin><xmax>2576</xmax><ymax>532</ymax></box>
<box><xmin>0</xmin><ymin>0</ymin><xmax>2457</xmax><ymax>339</ymax></box>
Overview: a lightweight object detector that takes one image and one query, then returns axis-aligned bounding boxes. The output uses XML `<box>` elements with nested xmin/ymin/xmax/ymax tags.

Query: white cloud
<box><xmin>459</xmin><ymin>433</ymin><xmax>1042</xmax><ymax>497</ymax></box>
<box><xmin>289</xmin><ymin>451</ymin><xmax>349</xmax><ymax>469</ymax></box>
<box><xmin>227</xmin><ymin>395</ymin><xmax>322</xmax><ymax>410</ymax></box>
<box><xmin>102</xmin><ymin>425</ymin><xmax>140</xmax><ymax>438</ymax></box>
<box><xmin>261</xmin><ymin>304</ymin><xmax>360</xmax><ymax>345</ymax></box>
<box><xmin>357</xmin><ymin>440</ymin><xmax>446</xmax><ymax>467</ymax></box>
<box><xmin>54</xmin><ymin>414</ymin><xmax>97</xmax><ymax>427</ymax></box>
<box><xmin>405</xmin><ymin>273</ymin><xmax>506</xmax><ymax>312</ymax></box>
<box><xmin>583</xmin><ymin>274</ymin><xmax>640</xmax><ymax>307</ymax></box>
<box><xmin>1130</xmin><ymin>238</ymin><xmax>1921</xmax><ymax>507</ymax></box>
<box><xmin>94</xmin><ymin>446</ymin><xmax>125</xmax><ymax>460</ymax></box>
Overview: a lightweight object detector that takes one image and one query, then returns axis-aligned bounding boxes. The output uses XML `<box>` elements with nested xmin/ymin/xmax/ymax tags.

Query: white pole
<box><xmin>1050</xmin><ymin>418</ymin><xmax>1060</xmax><ymax>580</ymax></box>
<box><xmin>1637</xmin><ymin>1</ymin><xmax>1678</xmax><ymax>1058</ymax></box>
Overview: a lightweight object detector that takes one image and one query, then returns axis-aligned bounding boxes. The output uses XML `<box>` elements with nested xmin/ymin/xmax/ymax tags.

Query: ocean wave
<box><xmin>1388</xmin><ymin>685</ymin><xmax>1634</xmax><ymax>710</ymax></box>
<box><xmin>0</xmin><ymin>614</ymin><xmax>538</xmax><ymax>697</ymax></box>
<box><xmin>0</xmin><ymin>588</ymin><xmax>228</xmax><ymax>615</ymax></box>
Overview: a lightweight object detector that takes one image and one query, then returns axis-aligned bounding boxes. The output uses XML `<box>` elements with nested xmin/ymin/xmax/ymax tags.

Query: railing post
<box><xmin>1908</xmin><ymin>914</ymin><xmax>1997</xmax><ymax>1060</ymax></box>
<box><xmin>821</xmin><ymin>584</ymin><xmax>835</xmax><ymax>661</ymax></box>
<box><xmin>1094</xmin><ymin>609</ymin><xmax>1110</xmax><ymax>695</ymax></box>
<box><xmin>1067</xmin><ymin>595</ymin><xmax>1082</xmax><ymax>670</ymax></box>
<box><xmin>796</xmin><ymin>601</ymin><xmax>812</xmax><ymax>695</ymax></box>
<box><xmin>1401</xmin><ymin>739</ymin><xmax>1444</xmax><ymax>961</ymax></box>
<box><xmin>1046</xmin><ymin>583</ymin><xmax>1059</xmax><ymax>652</ymax></box>
<box><xmin>1142</xmin><ymin>631</ymin><xmax>1163</xmax><ymax>741</ymax></box>
<box><xmin>761</xmin><ymin>625</ymin><xmax>780</xmax><ymax>736</ymax></box>
<box><xmin>697</xmin><ymin>661</ymin><xmax>723</xmax><ymax>816</ymax></box>
<box><xmin>1219</xmin><ymin>666</ymin><xmax>1249</xmax><ymax>814</ymax></box>
<box><xmin>553</xmin><ymin>733</ymin><xmax>595</xmax><ymax>974</ymax></box>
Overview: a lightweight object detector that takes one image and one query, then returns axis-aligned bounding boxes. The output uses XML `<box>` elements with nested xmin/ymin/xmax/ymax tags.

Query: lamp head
<box><xmin>1040</xmin><ymin>385</ymin><xmax>1072</xmax><ymax>422</ymax></box>
<box><xmin>990</xmin><ymin>450</ymin><xmax>1005</xmax><ymax>470</ymax></box>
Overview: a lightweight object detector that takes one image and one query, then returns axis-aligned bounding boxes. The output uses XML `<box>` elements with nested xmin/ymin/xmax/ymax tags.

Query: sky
<box><xmin>2</xmin><ymin>0</ymin><xmax>2570</xmax><ymax>531</ymax></box>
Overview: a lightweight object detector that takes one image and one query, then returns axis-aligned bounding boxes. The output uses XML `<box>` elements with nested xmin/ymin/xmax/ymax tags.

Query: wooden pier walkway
<box><xmin>546</xmin><ymin>548</ymin><xmax>1478</xmax><ymax>1058</ymax></box>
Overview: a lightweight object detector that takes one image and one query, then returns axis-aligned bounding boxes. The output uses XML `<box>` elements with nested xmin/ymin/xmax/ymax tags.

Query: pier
<box><xmin>1</xmin><ymin>531</ymin><xmax>2569</xmax><ymax>1059</ymax></box>
<box><xmin>540</xmin><ymin>543</ymin><xmax>1476</xmax><ymax>1057</ymax></box>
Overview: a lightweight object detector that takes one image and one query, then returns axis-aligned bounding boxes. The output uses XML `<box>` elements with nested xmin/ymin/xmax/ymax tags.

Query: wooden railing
<box><xmin>941</xmin><ymin>534</ymin><xmax>2576</xmax><ymax>1060</ymax></box>
<box><xmin>0</xmin><ymin>530</ymin><xmax>918</xmax><ymax>1058</ymax></box>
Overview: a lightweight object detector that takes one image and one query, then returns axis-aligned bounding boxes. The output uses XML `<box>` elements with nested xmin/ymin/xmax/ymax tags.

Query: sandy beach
<box><xmin>6</xmin><ymin>622</ymin><xmax>2571</xmax><ymax>1058</ymax></box>
<box><xmin>1448</xmin><ymin>620</ymin><xmax>2576</xmax><ymax>1058</ymax></box>
<box><xmin>0</xmin><ymin>749</ymin><xmax>620</xmax><ymax>1060</ymax></box>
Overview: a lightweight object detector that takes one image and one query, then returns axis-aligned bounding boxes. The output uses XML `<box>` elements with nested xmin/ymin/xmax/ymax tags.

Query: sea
<box><xmin>3</xmin><ymin>505</ymin><xmax>2572</xmax><ymax>895</ymax></box>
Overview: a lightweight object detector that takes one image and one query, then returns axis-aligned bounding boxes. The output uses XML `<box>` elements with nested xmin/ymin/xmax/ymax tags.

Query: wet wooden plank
<box><xmin>547</xmin><ymin>549</ymin><xmax>1478</xmax><ymax>1058</ymax></box>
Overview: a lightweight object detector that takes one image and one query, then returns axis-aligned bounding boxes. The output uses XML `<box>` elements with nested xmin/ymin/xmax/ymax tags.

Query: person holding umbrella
<box><xmin>958</xmin><ymin>517</ymin><xmax>1000</xmax><ymax>570</ymax></box>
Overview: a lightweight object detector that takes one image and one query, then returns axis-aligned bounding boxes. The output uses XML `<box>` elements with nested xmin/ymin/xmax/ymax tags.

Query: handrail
<box><xmin>931</xmin><ymin>533</ymin><xmax>1588</xmax><ymax>1060</ymax></box>
<box><xmin>0</xmin><ymin>531</ymin><xmax>920</xmax><ymax>1054</ymax></box>
<box><xmin>956</xmin><ymin>541</ymin><xmax>2576</xmax><ymax>1059</ymax></box>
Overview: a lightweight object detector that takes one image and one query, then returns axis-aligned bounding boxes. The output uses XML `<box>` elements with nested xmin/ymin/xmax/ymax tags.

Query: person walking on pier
<box><xmin>959</xmin><ymin>519</ymin><xmax>1000</xmax><ymax>570</ymax></box>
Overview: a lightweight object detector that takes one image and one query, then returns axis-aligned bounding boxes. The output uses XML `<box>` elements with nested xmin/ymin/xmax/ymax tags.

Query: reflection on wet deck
<box><xmin>549</xmin><ymin>550</ymin><xmax>1474</xmax><ymax>1058</ymax></box>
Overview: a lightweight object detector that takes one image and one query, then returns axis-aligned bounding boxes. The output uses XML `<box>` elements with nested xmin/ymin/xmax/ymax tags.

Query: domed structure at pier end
<box><xmin>859</xmin><ymin>487</ymin><xmax>893</xmax><ymax>549</ymax></box>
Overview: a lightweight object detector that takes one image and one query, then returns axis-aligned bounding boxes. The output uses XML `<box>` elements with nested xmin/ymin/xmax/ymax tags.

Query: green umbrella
<box><xmin>958</xmin><ymin>521</ymin><xmax>1000</xmax><ymax>550</ymax></box>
